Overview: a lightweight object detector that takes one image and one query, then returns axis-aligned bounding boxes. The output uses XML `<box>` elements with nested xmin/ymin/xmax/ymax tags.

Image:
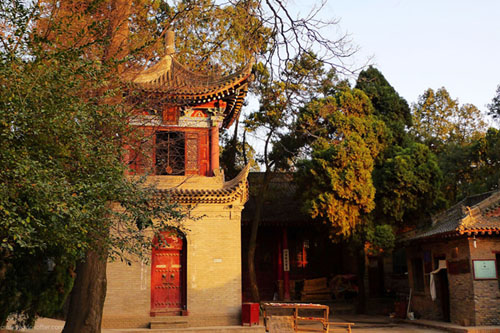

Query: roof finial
<box><xmin>165</xmin><ymin>30</ymin><xmax>175</xmax><ymax>55</ymax></box>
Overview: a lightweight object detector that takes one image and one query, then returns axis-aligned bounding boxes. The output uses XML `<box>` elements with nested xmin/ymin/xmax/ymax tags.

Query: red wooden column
<box><xmin>282</xmin><ymin>227</ymin><xmax>291</xmax><ymax>301</ymax></box>
<box><xmin>276</xmin><ymin>232</ymin><xmax>283</xmax><ymax>300</ymax></box>
<box><xmin>210</xmin><ymin>113</ymin><xmax>224</xmax><ymax>176</ymax></box>
<box><xmin>210</xmin><ymin>125</ymin><xmax>219</xmax><ymax>175</ymax></box>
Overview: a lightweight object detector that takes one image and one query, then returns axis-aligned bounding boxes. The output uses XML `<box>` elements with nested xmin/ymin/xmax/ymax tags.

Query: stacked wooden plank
<box><xmin>300</xmin><ymin>277</ymin><xmax>332</xmax><ymax>301</ymax></box>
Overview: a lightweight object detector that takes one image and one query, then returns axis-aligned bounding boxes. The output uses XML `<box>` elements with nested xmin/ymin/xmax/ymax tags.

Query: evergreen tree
<box><xmin>355</xmin><ymin>66</ymin><xmax>412</xmax><ymax>147</ymax></box>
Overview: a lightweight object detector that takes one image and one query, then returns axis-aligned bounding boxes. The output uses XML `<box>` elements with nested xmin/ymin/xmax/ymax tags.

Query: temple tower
<box><xmin>102</xmin><ymin>33</ymin><xmax>252</xmax><ymax>329</ymax></box>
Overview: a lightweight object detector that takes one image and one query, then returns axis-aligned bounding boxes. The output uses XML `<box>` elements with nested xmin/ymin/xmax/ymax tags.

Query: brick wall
<box><xmin>406</xmin><ymin>238</ymin><xmax>475</xmax><ymax>325</ymax></box>
<box><xmin>102</xmin><ymin>199</ymin><xmax>245</xmax><ymax>328</ymax></box>
<box><xmin>469</xmin><ymin>237</ymin><xmax>500</xmax><ymax>326</ymax></box>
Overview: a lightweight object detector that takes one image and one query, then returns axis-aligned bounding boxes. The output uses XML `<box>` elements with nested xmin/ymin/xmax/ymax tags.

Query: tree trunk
<box><xmin>356</xmin><ymin>244</ymin><xmax>366</xmax><ymax>314</ymax></box>
<box><xmin>247</xmin><ymin>170</ymin><xmax>272</xmax><ymax>302</ymax></box>
<box><xmin>222</xmin><ymin>119</ymin><xmax>239</xmax><ymax>179</ymax></box>
<box><xmin>62</xmin><ymin>249</ymin><xmax>108</xmax><ymax>333</ymax></box>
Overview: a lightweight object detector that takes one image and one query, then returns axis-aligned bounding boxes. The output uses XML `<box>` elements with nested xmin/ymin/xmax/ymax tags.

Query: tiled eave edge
<box><xmin>155</xmin><ymin>164</ymin><xmax>250</xmax><ymax>205</ymax></box>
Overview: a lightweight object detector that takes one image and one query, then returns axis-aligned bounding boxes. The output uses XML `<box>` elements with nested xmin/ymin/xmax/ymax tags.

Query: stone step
<box><xmin>150</xmin><ymin>317</ymin><xmax>189</xmax><ymax>329</ymax></box>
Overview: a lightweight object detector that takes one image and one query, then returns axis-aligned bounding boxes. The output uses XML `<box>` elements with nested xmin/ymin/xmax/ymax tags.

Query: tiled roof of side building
<box><xmin>124</xmin><ymin>55</ymin><xmax>253</xmax><ymax>128</ymax></box>
<box><xmin>405</xmin><ymin>190</ymin><xmax>500</xmax><ymax>241</ymax></box>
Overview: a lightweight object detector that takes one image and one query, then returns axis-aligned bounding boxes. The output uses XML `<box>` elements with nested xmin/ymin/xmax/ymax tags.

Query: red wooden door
<box><xmin>198</xmin><ymin>131</ymin><xmax>209</xmax><ymax>176</ymax></box>
<box><xmin>151</xmin><ymin>232</ymin><xmax>185</xmax><ymax>315</ymax></box>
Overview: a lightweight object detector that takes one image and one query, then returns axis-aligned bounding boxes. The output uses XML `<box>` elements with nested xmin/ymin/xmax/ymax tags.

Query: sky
<box><xmin>301</xmin><ymin>0</ymin><xmax>500</xmax><ymax>114</ymax></box>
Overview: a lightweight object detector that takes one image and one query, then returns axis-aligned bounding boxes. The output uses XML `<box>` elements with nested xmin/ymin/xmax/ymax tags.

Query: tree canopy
<box><xmin>411</xmin><ymin>87</ymin><xmax>486</xmax><ymax>152</ymax></box>
<box><xmin>0</xmin><ymin>1</ymin><xmax>184</xmax><ymax>328</ymax></box>
<box><xmin>355</xmin><ymin>66</ymin><xmax>412</xmax><ymax>147</ymax></box>
<box><xmin>296</xmin><ymin>87</ymin><xmax>387</xmax><ymax>237</ymax></box>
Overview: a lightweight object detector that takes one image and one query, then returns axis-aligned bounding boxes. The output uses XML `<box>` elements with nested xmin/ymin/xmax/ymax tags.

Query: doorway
<box><xmin>150</xmin><ymin>230</ymin><xmax>186</xmax><ymax>316</ymax></box>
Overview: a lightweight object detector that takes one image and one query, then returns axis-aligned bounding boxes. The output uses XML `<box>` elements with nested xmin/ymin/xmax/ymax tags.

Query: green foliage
<box><xmin>296</xmin><ymin>88</ymin><xmax>387</xmax><ymax>237</ymax></box>
<box><xmin>355</xmin><ymin>66</ymin><xmax>412</xmax><ymax>147</ymax></box>
<box><xmin>365</xmin><ymin>224</ymin><xmax>395</xmax><ymax>256</ymax></box>
<box><xmin>0</xmin><ymin>1</ymin><xmax>184</xmax><ymax>326</ymax></box>
<box><xmin>220</xmin><ymin>128</ymin><xmax>260</xmax><ymax>179</ymax></box>
<box><xmin>488</xmin><ymin>84</ymin><xmax>500</xmax><ymax>123</ymax></box>
<box><xmin>0</xmin><ymin>252</ymin><xmax>74</xmax><ymax>327</ymax></box>
<box><xmin>243</xmin><ymin>53</ymin><xmax>330</xmax><ymax>172</ymax></box>
<box><xmin>411</xmin><ymin>87</ymin><xmax>486</xmax><ymax>152</ymax></box>
<box><xmin>373</xmin><ymin>142</ymin><xmax>443</xmax><ymax>224</ymax></box>
<box><xmin>439</xmin><ymin>127</ymin><xmax>500</xmax><ymax>202</ymax></box>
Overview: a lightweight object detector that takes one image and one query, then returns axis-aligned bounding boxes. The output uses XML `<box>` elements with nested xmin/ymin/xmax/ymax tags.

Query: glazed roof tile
<box><xmin>125</xmin><ymin>55</ymin><xmax>253</xmax><ymax>128</ymax></box>
<box><xmin>407</xmin><ymin>190</ymin><xmax>500</xmax><ymax>241</ymax></box>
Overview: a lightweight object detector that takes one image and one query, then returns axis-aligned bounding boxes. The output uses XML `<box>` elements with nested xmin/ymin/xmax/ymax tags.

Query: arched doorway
<box><xmin>150</xmin><ymin>230</ymin><xmax>186</xmax><ymax>316</ymax></box>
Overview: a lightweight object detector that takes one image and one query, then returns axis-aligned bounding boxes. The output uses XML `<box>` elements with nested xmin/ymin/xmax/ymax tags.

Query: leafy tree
<box><xmin>488</xmin><ymin>84</ymin><xmax>500</xmax><ymax>123</ymax></box>
<box><xmin>439</xmin><ymin>128</ymin><xmax>500</xmax><ymax>202</ymax></box>
<box><xmin>0</xmin><ymin>1</ymin><xmax>185</xmax><ymax>331</ymax></box>
<box><xmin>373</xmin><ymin>142</ymin><xmax>443</xmax><ymax>225</ymax></box>
<box><xmin>295</xmin><ymin>86</ymin><xmax>386</xmax><ymax>312</ymax></box>
<box><xmin>357</xmin><ymin>67</ymin><xmax>444</xmax><ymax>226</ymax></box>
<box><xmin>355</xmin><ymin>66</ymin><xmax>412</xmax><ymax>147</ymax></box>
<box><xmin>242</xmin><ymin>53</ymin><xmax>332</xmax><ymax>302</ymax></box>
<box><xmin>296</xmin><ymin>87</ymin><xmax>386</xmax><ymax>237</ymax></box>
<box><xmin>411</xmin><ymin>87</ymin><xmax>486</xmax><ymax>152</ymax></box>
<box><xmin>2</xmin><ymin>0</ymin><xmax>359</xmax><ymax>328</ymax></box>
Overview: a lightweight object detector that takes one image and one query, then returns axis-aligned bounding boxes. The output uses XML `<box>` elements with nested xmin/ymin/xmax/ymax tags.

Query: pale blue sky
<box><xmin>303</xmin><ymin>0</ymin><xmax>500</xmax><ymax>113</ymax></box>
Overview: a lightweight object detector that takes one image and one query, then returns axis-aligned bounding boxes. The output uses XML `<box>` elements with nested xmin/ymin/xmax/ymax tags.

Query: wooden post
<box><xmin>277</xmin><ymin>231</ymin><xmax>283</xmax><ymax>300</ymax></box>
<box><xmin>210</xmin><ymin>125</ymin><xmax>219</xmax><ymax>175</ymax></box>
<box><xmin>282</xmin><ymin>228</ymin><xmax>290</xmax><ymax>301</ymax></box>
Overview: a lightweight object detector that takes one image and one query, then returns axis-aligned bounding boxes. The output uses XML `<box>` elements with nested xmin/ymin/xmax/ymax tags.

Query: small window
<box><xmin>155</xmin><ymin>131</ymin><xmax>185</xmax><ymax>175</ymax></box>
<box><xmin>411</xmin><ymin>258</ymin><xmax>424</xmax><ymax>292</ymax></box>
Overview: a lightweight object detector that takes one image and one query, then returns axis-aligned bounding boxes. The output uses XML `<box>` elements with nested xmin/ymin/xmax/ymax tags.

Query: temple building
<box><xmin>403</xmin><ymin>190</ymin><xmax>500</xmax><ymax>326</ymax></box>
<box><xmin>101</xmin><ymin>31</ymin><xmax>253</xmax><ymax>329</ymax></box>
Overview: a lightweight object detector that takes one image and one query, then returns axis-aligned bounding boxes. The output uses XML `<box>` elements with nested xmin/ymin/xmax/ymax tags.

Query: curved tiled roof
<box><xmin>407</xmin><ymin>190</ymin><xmax>500</xmax><ymax>241</ymax></box>
<box><xmin>126</xmin><ymin>55</ymin><xmax>253</xmax><ymax>128</ymax></box>
<box><xmin>158</xmin><ymin>164</ymin><xmax>250</xmax><ymax>204</ymax></box>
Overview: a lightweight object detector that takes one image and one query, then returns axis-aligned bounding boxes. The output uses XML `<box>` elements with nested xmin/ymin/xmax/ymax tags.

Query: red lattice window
<box><xmin>155</xmin><ymin>131</ymin><xmax>185</xmax><ymax>175</ymax></box>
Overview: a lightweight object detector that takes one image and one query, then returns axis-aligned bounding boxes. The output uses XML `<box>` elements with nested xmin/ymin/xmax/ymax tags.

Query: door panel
<box><xmin>151</xmin><ymin>232</ymin><xmax>185</xmax><ymax>314</ymax></box>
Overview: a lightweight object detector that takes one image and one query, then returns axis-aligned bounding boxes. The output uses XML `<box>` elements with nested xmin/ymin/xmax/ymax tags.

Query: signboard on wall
<box><xmin>283</xmin><ymin>249</ymin><xmax>290</xmax><ymax>272</ymax></box>
<box><xmin>472</xmin><ymin>259</ymin><xmax>497</xmax><ymax>279</ymax></box>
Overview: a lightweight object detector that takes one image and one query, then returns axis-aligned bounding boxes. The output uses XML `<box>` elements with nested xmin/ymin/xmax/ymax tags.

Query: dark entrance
<box><xmin>150</xmin><ymin>230</ymin><xmax>186</xmax><ymax>316</ymax></box>
<box><xmin>437</xmin><ymin>269</ymin><xmax>450</xmax><ymax>321</ymax></box>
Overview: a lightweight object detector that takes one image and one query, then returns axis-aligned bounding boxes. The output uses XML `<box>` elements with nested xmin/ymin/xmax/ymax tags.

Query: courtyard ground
<box><xmin>2</xmin><ymin>315</ymin><xmax>447</xmax><ymax>333</ymax></box>
<box><xmin>4</xmin><ymin>314</ymin><xmax>500</xmax><ymax>332</ymax></box>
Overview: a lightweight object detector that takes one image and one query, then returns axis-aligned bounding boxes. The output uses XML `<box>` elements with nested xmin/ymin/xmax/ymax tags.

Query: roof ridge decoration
<box><xmin>158</xmin><ymin>164</ymin><xmax>251</xmax><ymax>205</ymax></box>
<box><xmin>407</xmin><ymin>190</ymin><xmax>500</xmax><ymax>241</ymax></box>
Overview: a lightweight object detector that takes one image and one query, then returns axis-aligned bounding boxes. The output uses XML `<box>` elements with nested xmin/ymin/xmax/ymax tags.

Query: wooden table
<box><xmin>263</xmin><ymin>302</ymin><xmax>329</xmax><ymax>332</ymax></box>
<box><xmin>262</xmin><ymin>302</ymin><xmax>354</xmax><ymax>333</ymax></box>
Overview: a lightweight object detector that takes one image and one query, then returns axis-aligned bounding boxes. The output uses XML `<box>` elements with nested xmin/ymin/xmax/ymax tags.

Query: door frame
<box><xmin>150</xmin><ymin>229</ymin><xmax>187</xmax><ymax>316</ymax></box>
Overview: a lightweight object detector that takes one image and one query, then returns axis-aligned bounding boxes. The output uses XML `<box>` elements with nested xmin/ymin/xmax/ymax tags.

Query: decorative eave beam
<box><xmin>460</xmin><ymin>229</ymin><xmax>500</xmax><ymax>236</ymax></box>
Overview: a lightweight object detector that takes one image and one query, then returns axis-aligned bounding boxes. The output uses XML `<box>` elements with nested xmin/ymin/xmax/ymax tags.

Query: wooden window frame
<box><xmin>153</xmin><ymin>127</ymin><xmax>210</xmax><ymax>176</ymax></box>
